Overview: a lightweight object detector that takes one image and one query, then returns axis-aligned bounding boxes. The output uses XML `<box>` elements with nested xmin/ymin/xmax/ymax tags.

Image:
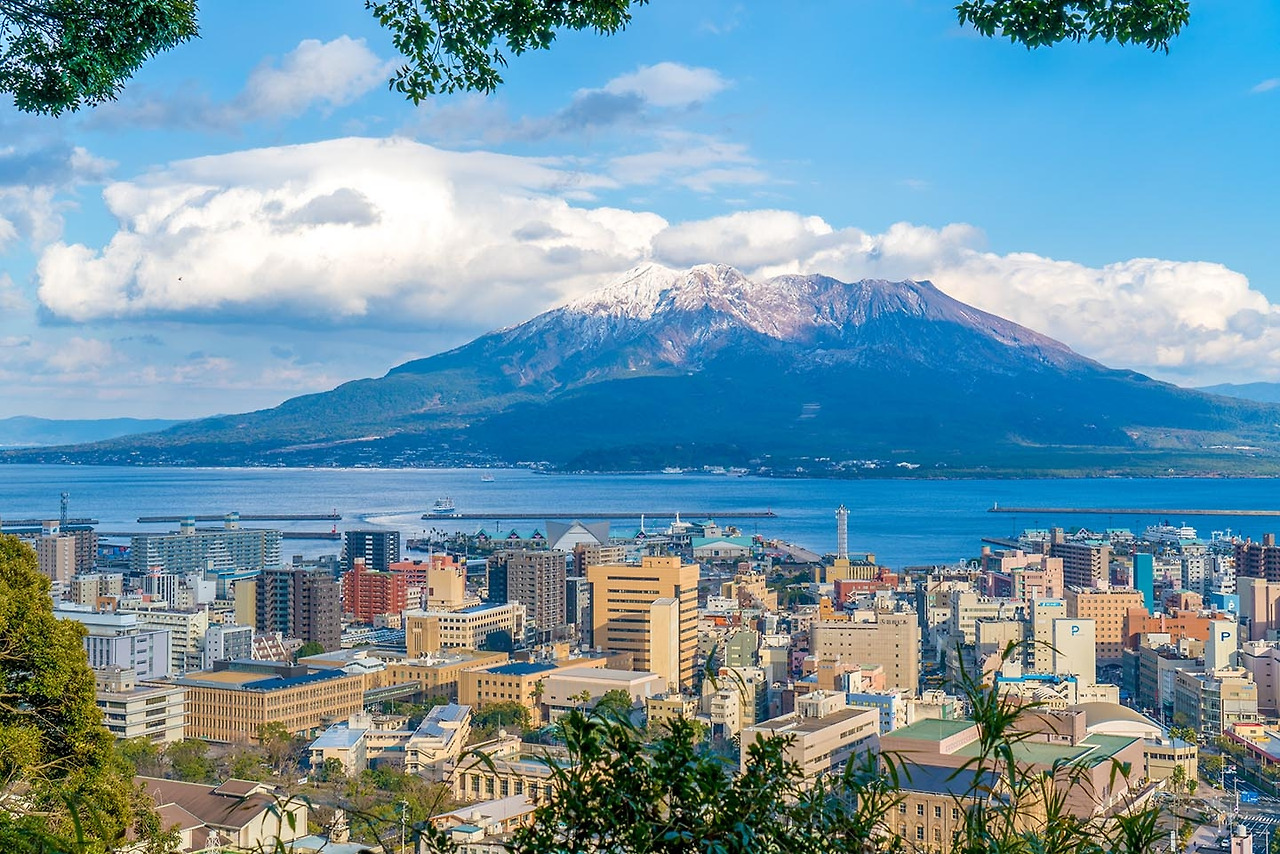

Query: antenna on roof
<box><xmin>60</xmin><ymin>492</ymin><xmax>69</xmax><ymax>527</ymax></box>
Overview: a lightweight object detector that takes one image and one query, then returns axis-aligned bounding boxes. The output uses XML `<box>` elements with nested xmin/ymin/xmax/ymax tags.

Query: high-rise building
<box><xmin>1064</xmin><ymin>588</ymin><xmax>1144</xmax><ymax>662</ymax></box>
<box><xmin>502</xmin><ymin>549</ymin><xmax>567</xmax><ymax>642</ymax></box>
<box><xmin>118</xmin><ymin>605</ymin><xmax>210</xmax><ymax>675</ymax></box>
<box><xmin>342</xmin><ymin>558</ymin><xmax>409</xmax><ymax>623</ymax></box>
<box><xmin>587</xmin><ymin>556</ymin><xmax>700</xmax><ymax>689</ymax></box>
<box><xmin>256</xmin><ymin>567</ymin><xmax>342</xmax><ymax>652</ymax></box>
<box><xmin>130</xmin><ymin>516</ymin><xmax>282</xmax><ymax>576</ymax></box>
<box><xmin>67</xmin><ymin>572</ymin><xmax>124</xmax><ymax>607</ymax></box>
<box><xmin>203</xmin><ymin>624</ymin><xmax>254</xmax><ymax>667</ymax></box>
<box><xmin>1237</xmin><ymin>534</ymin><xmax>1280</xmax><ymax>582</ymax></box>
<box><xmin>37</xmin><ymin>523</ymin><xmax>76</xmax><ymax>587</ymax></box>
<box><xmin>1132</xmin><ymin>553</ymin><xmax>1155</xmax><ymax>610</ymax></box>
<box><xmin>810</xmin><ymin>613</ymin><xmax>922</xmax><ymax>696</ymax></box>
<box><xmin>391</xmin><ymin>555</ymin><xmax>468</xmax><ymax>610</ymax></box>
<box><xmin>566</xmin><ymin>576</ymin><xmax>592</xmax><ymax>641</ymax></box>
<box><xmin>343</xmin><ymin>530</ymin><xmax>400</xmax><ymax>572</ymax></box>
<box><xmin>1052</xmin><ymin>618</ymin><xmax>1096</xmax><ymax>686</ymax></box>
<box><xmin>1050</xmin><ymin>532</ymin><xmax>1111</xmax><ymax>590</ymax></box>
<box><xmin>1030</xmin><ymin>599</ymin><xmax>1067</xmax><ymax>674</ymax></box>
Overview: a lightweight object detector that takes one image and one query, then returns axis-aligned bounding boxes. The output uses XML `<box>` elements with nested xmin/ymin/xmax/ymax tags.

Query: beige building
<box><xmin>234</xmin><ymin>578</ymin><xmax>257</xmax><ymax>626</ymax></box>
<box><xmin>177</xmin><ymin>660</ymin><xmax>364</xmax><ymax>742</ymax></box>
<box><xmin>386</xmin><ymin>650</ymin><xmax>511</xmax><ymax>701</ymax></box>
<box><xmin>459</xmin><ymin>658</ymin><xmax>608</xmax><ymax>726</ymax></box>
<box><xmin>811</xmin><ymin>612</ymin><xmax>921</xmax><ymax>695</ymax></box>
<box><xmin>646</xmin><ymin>694</ymin><xmax>699</xmax><ymax>731</ymax></box>
<box><xmin>405</xmin><ymin>603</ymin><xmax>526</xmax><ymax>656</ymax></box>
<box><xmin>1065</xmin><ymin>588</ymin><xmax>1144</xmax><ymax>662</ymax></box>
<box><xmin>68</xmin><ymin>572</ymin><xmax>124</xmax><ymax>608</ymax></box>
<box><xmin>740</xmin><ymin>692</ymin><xmax>879</xmax><ymax>783</ymax></box>
<box><xmin>94</xmin><ymin>667</ymin><xmax>185</xmax><ymax>743</ymax></box>
<box><xmin>1029</xmin><ymin>599</ymin><xmax>1068</xmax><ymax>673</ymax></box>
<box><xmin>391</xmin><ymin>556</ymin><xmax>469</xmax><ymax>610</ymax></box>
<box><xmin>37</xmin><ymin>529</ymin><xmax>76</xmax><ymax>587</ymax></box>
<box><xmin>1173</xmin><ymin>667</ymin><xmax>1259</xmax><ymax>736</ymax></box>
<box><xmin>1051</xmin><ymin>536</ymin><xmax>1112</xmax><ymax>590</ymax></box>
<box><xmin>447</xmin><ymin>734</ymin><xmax>569</xmax><ymax>803</ymax></box>
<box><xmin>587</xmin><ymin>556</ymin><xmax>700</xmax><ymax>689</ymax></box>
<box><xmin>541</xmin><ymin>667</ymin><xmax>664</xmax><ymax>719</ymax></box>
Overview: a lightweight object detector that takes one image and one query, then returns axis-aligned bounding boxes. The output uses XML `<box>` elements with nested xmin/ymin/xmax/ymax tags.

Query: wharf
<box><xmin>136</xmin><ymin>513</ymin><xmax>341</xmax><ymax>522</ymax></box>
<box><xmin>988</xmin><ymin>506</ymin><xmax>1280</xmax><ymax>517</ymax></box>
<box><xmin>99</xmin><ymin>530</ymin><xmax>340</xmax><ymax>540</ymax></box>
<box><xmin>1</xmin><ymin>517</ymin><xmax>99</xmax><ymax>528</ymax></box>
<box><xmin>423</xmin><ymin>510</ymin><xmax>778</xmax><ymax>521</ymax></box>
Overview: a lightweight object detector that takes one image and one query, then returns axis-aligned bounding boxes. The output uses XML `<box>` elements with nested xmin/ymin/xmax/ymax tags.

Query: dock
<box><xmin>136</xmin><ymin>513</ymin><xmax>341</xmax><ymax>523</ymax></box>
<box><xmin>988</xmin><ymin>506</ymin><xmax>1280</xmax><ymax>517</ymax></box>
<box><xmin>99</xmin><ymin>531</ymin><xmax>341</xmax><ymax>540</ymax></box>
<box><xmin>1</xmin><ymin>517</ymin><xmax>99</xmax><ymax>528</ymax></box>
<box><xmin>423</xmin><ymin>510</ymin><xmax>778</xmax><ymax>521</ymax></box>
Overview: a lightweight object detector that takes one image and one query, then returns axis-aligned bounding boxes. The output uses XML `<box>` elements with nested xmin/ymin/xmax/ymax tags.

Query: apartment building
<box><xmin>130</xmin><ymin>516</ymin><xmax>282</xmax><ymax>576</ymax></box>
<box><xmin>94</xmin><ymin>667</ymin><xmax>185</xmax><ymax>743</ymax></box>
<box><xmin>740</xmin><ymin>692</ymin><xmax>879</xmax><ymax>782</ymax></box>
<box><xmin>342</xmin><ymin>558</ymin><xmax>408</xmax><ymax>623</ymax></box>
<box><xmin>502</xmin><ymin>549</ymin><xmax>568</xmax><ymax>641</ymax></box>
<box><xmin>255</xmin><ymin>566</ymin><xmax>341</xmax><ymax>652</ymax></box>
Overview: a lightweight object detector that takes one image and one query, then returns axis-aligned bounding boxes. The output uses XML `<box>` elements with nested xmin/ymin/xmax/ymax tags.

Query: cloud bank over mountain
<box><xmin>33</xmin><ymin>137</ymin><xmax>1278</xmax><ymax>386</ymax></box>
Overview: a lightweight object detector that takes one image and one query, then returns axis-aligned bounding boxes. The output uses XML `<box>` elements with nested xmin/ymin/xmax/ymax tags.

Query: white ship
<box><xmin>1143</xmin><ymin>522</ymin><xmax>1197</xmax><ymax>544</ymax></box>
<box><xmin>431</xmin><ymin>497</ymin><xmax>457</xmax><ymax>514</ymax></box>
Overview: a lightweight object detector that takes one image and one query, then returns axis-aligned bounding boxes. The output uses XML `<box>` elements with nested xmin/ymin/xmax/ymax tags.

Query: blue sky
<box><xmin>1</xmin><ymin>0</ymin><xmax>1278</xmax><ymax>418</ymax></box>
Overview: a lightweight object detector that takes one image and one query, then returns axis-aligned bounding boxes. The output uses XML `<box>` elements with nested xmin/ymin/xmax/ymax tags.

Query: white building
<box><xmin>94</xmin><ymin>667</ymin><xmax>185</xmax><ymax>743</ymax></box>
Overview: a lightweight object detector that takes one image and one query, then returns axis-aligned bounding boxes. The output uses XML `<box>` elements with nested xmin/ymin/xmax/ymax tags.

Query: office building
<box><xmin>58</xmin><ymin>608</ymin><xmax>173</xmax><ymax>680</ymax></box>
<box><xmin>391</xmin><ymin>555</ymin><xmax>468</xmax><ymax>610</ymax></box>
<box><xmin>343</xmin><ymin>529</ymin><xmax>400</xmax><ymax>573</ymax></box>
<box><xmin>1132</xmin><ymin>553</ymin><xmax>1155</xmax><ymax>609</ymax></box>
<box><xmin>94</xmin><ymin>667</ymin><xmax>186</xmax><ymax>743</ymax></box>
<box><xmin>587</xmin><ymin>556</ymin><xmax>700</xmax><ymax>689</ymax></box>
<box><xmin>342</xmin><ymin>558</ymin><xmax>409</xmax><ymax>623</ymax></box>
<box><xmin>1064</xmin><ymin>588</ymin><xmax>1143</xmax><ymax>662</ymax></box>
<box><xmin>405</xmin><ymin>603</ymin><xmax>526</xmax><ymax>656</ymax></box>
<box><xmin>130</xmin><ymin>515</ymin><xmax>282</xmax><ymax>576</ymax></box>
<box><xmin>1029</xmin><ymin>599</ymin><xmax>1067</xmax><ymax>674</ymax></box>
<box><xmin>459</xmin><ymin>658</ymin><xmax>609</xmax><ymax>726</ymax></box>
<box><xmin>119</xmin><ymin>605</ymin><xmax>210</xmax><ymax>675</ymax></box>
<box><xmin>541</xmin><ymin>668</ymin><xmax>664</xmax><ymax>720</ymax></box>
<box><xmin>501</xmin><ymin>549</ymin><xmax>567</xmax><ymax>642</ymax></box>
<box><xmin>204</xmin><ymin>623</ymin><xmax>254</xmax><ymax>667</ymax></box>
<box><xmin>1052</xmin><ymin>618</ymin><xmax>1096</xmax><ymax>686</ymax></box>
<box><xmin>811</xmin><ymin>612</ymin><xmax>921</xmax><ymax>695</ymax></box>
<box><xmin>1173</xmin><ymin>667</ymin><xmax>1259</xmax><ymax>736</ymax></box>
<box><xmin>740</xmin><ymin>693</ymin><xmax>879</xmax><ymax>783</ymax></box>
<box><xmin>177</xmin><ymin>660</ymin><xmax>364</xmax><ymax>742</ymax></box>
<box><xmin>256</xmin><ymin>566</ymin><xmax>342</xmax><ymax>652</ymax></box>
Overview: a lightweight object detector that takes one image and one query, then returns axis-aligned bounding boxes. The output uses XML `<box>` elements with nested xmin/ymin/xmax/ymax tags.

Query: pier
<box><xmin>136</xmin><ymin>513</ymin><xmax>341</xmax><ymax>523</ymax></box>
<box><xmin>0</xmin><ymin>517</ymin><xmax>98</xmax><ymax>529</ymax></box>
<box><xmin>99</xmin><ymin>530</ymin><xmax>341</xmax><ymax>540</ymax></box>
<box><xmin>988</xmin><ymin>506</ymin><xmax>1280</xmax><ymax>517</ymax></box>
<box><xmin>422</xmin><ymin>510</ymin><xmax>778</xmax><ymax>521</ymax></box>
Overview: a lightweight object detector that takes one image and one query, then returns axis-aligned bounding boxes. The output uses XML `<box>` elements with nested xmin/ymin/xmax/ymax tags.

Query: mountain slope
<box><xmin>11</xmin><ymin>264</ymin><xmax>1280</xmax><ymax>474</ymax></box>
<box><xmin>0</xmin><ymin>416</ymin><xmax>185</xmax><ymax>449</ymax></box>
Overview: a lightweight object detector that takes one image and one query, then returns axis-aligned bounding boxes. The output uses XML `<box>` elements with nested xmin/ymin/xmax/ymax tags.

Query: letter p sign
<box><xmin>1070</xmin><ymin>625</ymin><xmax>1081</xmax><ymax>636</ymax></box>
<box><xmin>1222</xmin><ymin>631</ymin><xmax>1232</xmax><ymax>642</ymax></box>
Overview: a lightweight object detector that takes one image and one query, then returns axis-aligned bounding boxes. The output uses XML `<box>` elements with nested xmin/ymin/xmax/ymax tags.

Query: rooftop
<box><xmin>485</xmin><ymin>662</ymin><xmax>558</xmax><ymax>677</ymax></box>
<box><xmin>888</xmin><ymin>719</ymin><xmax>977</xmax><ymax>742</ymax></box>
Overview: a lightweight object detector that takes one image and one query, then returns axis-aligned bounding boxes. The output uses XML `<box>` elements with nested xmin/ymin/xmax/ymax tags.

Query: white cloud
<box><xmin>1252</xmin><ymin>78</ymin><xmax>1280</xmax><ymax>94</ymax></box>
<box><xmin>602</xmin><ymin>62</ymin><xmax>729</xmax><ymax>108</ymax></box>
<box><xmin>238</xmin><ymin>36</ymin><xmax>393</xmax><ymax>119</ymax></box>
<box><xmin>46</xmin><ymin>337</ymin><xmax>117</xmax><ymax>372</ymax></box>
<box><xmin>34</xmin><ymin>140</ymin><xmax>1280</xmax><ymax>386</ymax></box>
<box><xmin>36</xmin><ymin>137</ymin><xmax>664</xmax><ymax>327</ymax></box>
<box><xmin>0</xmin><ymin>273</ymin><xmax>28</xmax><ymax>313</ymax></box>
<box><xmin>88</xmin><ymin>37</ymin><xmax>393</xmax><ymax>130</ymax></box>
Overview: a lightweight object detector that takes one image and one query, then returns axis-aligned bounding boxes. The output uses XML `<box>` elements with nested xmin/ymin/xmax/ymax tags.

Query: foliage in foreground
<box><xmin>3</xmin><ymin>0</ymin><xmax>1198</xmax><ymax>115</ymax></box>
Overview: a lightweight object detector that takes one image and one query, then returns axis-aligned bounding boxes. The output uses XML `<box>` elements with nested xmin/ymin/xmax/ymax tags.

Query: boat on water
<box><xmin>480</xmin><ymin>474</ymin><xmax>495</xmax><ymax>482</ymax></box>
<box><xmin>431</xmin><ymin>497</ymin><xmax>456</xmax><ymax>514</ymax></box>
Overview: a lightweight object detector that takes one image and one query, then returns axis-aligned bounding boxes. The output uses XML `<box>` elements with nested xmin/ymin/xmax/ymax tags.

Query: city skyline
<box><xmin>2</xmin><ymin>0</ymin><xmax>1279</xmax><ymax>419</ymax></box>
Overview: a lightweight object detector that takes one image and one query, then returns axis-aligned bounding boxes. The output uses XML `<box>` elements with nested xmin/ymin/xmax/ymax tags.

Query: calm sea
<box><xmin>1</xmin><ymin>465</ymin><xmax>1279</xmax><ymax>568</ymax></box>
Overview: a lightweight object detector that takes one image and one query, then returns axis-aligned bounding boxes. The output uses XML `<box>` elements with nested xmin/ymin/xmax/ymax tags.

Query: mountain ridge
<box><xmin>7</xmin><ymin>264</ymin><xmax>1280</xmax><ymax>475</ymax></box>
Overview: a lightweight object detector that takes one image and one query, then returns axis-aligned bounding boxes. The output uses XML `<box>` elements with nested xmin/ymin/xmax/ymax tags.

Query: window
<box><xmin>917</xmin><ymin>804</ymin><xmax>925</xmax><ymax>816</ymax></box>
<box><xmin>916</xmin><ymin>826</ymin><xmax>924</xmax><ymax>840</ymax></box>
<box><xmin>934</xmin><ymin>806</ymin><xmax>942</xmax><ymax>818</ymax></box>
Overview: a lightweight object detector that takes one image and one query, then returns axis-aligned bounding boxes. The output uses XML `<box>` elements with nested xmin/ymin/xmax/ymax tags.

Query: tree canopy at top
<box><xmin>1</xmin><ymin>0</ymin><xmax>1194</xmax><ymax>115</ymax></box>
